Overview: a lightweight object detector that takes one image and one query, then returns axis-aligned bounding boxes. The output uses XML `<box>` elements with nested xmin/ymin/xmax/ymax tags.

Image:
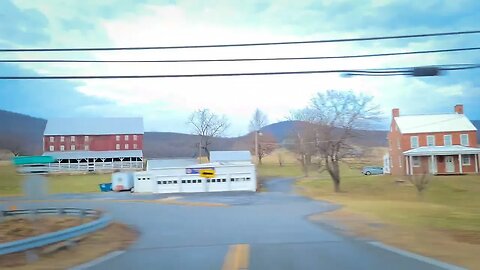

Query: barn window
<box><xmin>70</xmin><ymin>145</ymin><xmax>76</xmax><ymax>151</ymax></box>
<box><xmin>116</xmin><ymin>135</ymin><xmax>120</xmax><ymax>141</ymax></box>
<box><xmin>182</xmin><ymin>180</ymin><xmax>186</xmax><ymax>183</ymax></box>
<box><xmin>163</xmin><ymin>181</ymin><xmax>167</xmax><ymax>184</ymax></box>
<box><xmin>157</xmin><ymin>181</ymin><xmax>162</xmax><ymax>184</ymax></box>
<box><xmin>246</xmin><ymin>177</ymin><xmax>251</xmax><ymax>181</ymax></box>
<box><xmin>49</xmin><ymin>145</ymin><xmax>54</xmax><ymax>151</ymax></box>
<box><xmin>168</xmin><ymin>181</ymin><xmax>172</xmax><ymax>184</ymax></box>
<box><xmin>462</xmin><ymin>156</ymin><xmax>471</xmax><ymax>166</ymax></box>
<box><xmin>116</xmin><ymin>144</ymin><xmax>120</xmax><ymax>150</ymax></box>
<box><xmin>207</xmin><ymin>179</ymin><xmax>210</xmax><ymax>183</ymax></box>
<box><xmin>187</xmin><ymin>180</ymin><xmax>191</xmax><ymax>183</ymax></box>
<box><xmin>198</xmin><ymin>179</ymin><xmax>202</xmax><ymax>183</ymax></box>
<box><xmin>71</xmin><ymin>136</ymin><xmax>75</xmax><ymax>142</ymax></box>
<box><xmin>231</xmin><ymin>178</ymin><xmax>235</xmax><ymax>182</ymax></box>
<box><xmin>222</xmin><ymin>179</ymin><xmax>226</xmax><ymax>182</ymax></box>
<box><xmin>60</xmin><ymin>145</ymin><xmax>65</xmax><ymax>151</ymax></box>
<box><xmin>133</xmin><ymin>144</ymin><xmax>138</xmax><ymax>149</ymax></box>
<box><xmin>85</xmin><ymin>145</ymin><xmax>89</xmax><ymax>151</ymax></box>
<box><xmin>174</xmin><ymin>181</ymin><xmax>178</xmax><ymax>184</ymax></box>
<box><xmin>444</xmin><ymin>135</ymin><xmax>452</xmax><ymax>146</ymax></box>
<box><xmin>49</xmin><ymin>136</ymin><xmax>54</xmax><ymax>142</ymax></box>
<box><xmin>426</xmin><ymin>135</ymin><xmax>435</xmax><ymax>146</ymax></box>
<box><xmin>125</xmin><ymin>135</ymin><xmax>129</xmax><ymax>140</ymax></box>
<box><xmin>85</xmin><ymin>135</ymin><xmax>89</xmax><ymax>141</ymax></box>
<box><xmin>60</xmin><ymin>136</ymin><xmax>64</xmax><ymax>142</ymax></box>
<box><xmin>133</xmin><ymin>135</ymin><xmax>138</xmax><ymax>141</ymax></box>
<box><xmin>461</xmin><ymin>134</ymin><xmax>469</xmax><ymax>146</ymax></box>
<box><xmin>125</xmin><ymin>144</ymin><xmax>129</xmax><ymax>150</ymax></box>
<box><xmin>410</xmin><ymin>136</ymin><xmax>419</xmax><ymax>148</ymax></box>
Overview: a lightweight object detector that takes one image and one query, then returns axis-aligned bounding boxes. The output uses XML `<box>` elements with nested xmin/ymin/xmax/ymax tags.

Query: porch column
<box><xmin>405</xmin><ymin>156</ymin><xmax>409</xmax><ymax>175</ymax></box>
<box><xmin>409</xmin><ymin>155</ymin><xmax>413</xmax><ymax>176</ymax></box>
<box><xmin>475</xmin><ymin>154</ymin><xmax>479</xmax><ymax>173</ymax></box>
<box><xmin>431</xmin><ymin>155</ymin><xmax>435</xmax><ymax>174</ymax></box>
<box><xmin>458</xmin><ymin>154</ymin><xmax>463</xmax><ymax>174</ymax></box>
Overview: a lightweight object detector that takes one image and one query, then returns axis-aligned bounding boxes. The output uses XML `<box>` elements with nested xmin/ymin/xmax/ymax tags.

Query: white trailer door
<box><xmin>230</xmin><ymin>175</ymin><xmax>253</xmax><ymax>191</ymax></box>
<box><xmin>207</xmin><ymin>177</ymin><xmax>229</xmax><ymax>192</ymax></box>
<box><xmin>181</xmin><ymin>178</ymin><xmax>205</xmax><ymax>193</ymax></box>
<box><xmin>156</xmin><ymin>177</ymin><xmax>180</xmax><ymax>194</ymax></box>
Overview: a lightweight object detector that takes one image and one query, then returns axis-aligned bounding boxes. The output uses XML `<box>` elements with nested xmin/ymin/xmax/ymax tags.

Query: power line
<box><xmin>1</xmin><ymin>64</ymin><xmax>478</xmax><ymax>80</ymax></box>
<box><xmin>1</xmin><ymin>30</ymin><xmax>480</xmax><ymax>52</ymax></box>
<box><xmin>2</xmin><ymin>46</ymin><xmax>480</xmax><ymax>63</ymax></box>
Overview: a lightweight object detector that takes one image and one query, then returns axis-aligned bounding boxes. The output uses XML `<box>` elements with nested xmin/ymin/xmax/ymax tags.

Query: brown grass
<box><xmin>0</xmin><ymin>223</ymin><xmax>137</xmax><ymax>269</ymax></box>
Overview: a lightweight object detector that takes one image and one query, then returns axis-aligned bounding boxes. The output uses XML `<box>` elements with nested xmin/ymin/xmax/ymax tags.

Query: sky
<box><xmin>1</xmin><ymin>0</ymin><xmax>479</xmax><ymax>136</ymax></box>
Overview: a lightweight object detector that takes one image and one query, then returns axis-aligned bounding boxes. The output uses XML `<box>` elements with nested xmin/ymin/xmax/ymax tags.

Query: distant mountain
<box><xmin>0</xmin><ymin>109</ymin><xmax>393</xmax><ymax>159</ymax></box>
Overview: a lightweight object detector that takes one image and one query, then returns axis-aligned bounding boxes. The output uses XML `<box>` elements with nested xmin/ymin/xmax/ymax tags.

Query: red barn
<box><xmin>387</xmin><ymin>105</ymin><xmax>480</xmax><ymax>176</ymax></box>
<box><xmin>42</xmin><ymin>117</ymin><xmax>144</xmax><ymax>172</ymax></box>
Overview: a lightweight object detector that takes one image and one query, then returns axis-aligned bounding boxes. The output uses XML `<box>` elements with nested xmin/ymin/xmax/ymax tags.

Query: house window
<box><xmin>412</xmin><ymin>156</ymin><xmax>421</xmax><ymax>167</ymax></box>
<box><xmin>462</xmin><ymin>156</ymin><xmax>471</xmax><ymax>166</ymax></box>
<box><xmin>60</xmin><ymin>145</ymin><xmax>65</xmax><ymax>151</ymax></box>
<box><xmin>410</xmin><ymin>136</ymin><xmax>419</xmax><ymax>148</ymax></box>
<box><xmin>71</xmin><ymin>136</ymin><xmax>75</xmax><ymax>142</ymax></box>
<box><xmin>125</xmin><ymin>135</ymin><xmax>129</xmax><ymax>140</ymax></box>
<box><xmin>133</xmin><ymin>144</ymin><xmax>138</xmax><ymax>149</ymax></box>
<box><xmin>116</xmin><ymin>144</ymin><xmax>120</xmax><ymax>150</ymax></box>
<box><xmin>133</xmin><ymin>135</ymin><xmax>138</xmax><ymax>141</ymax></box>
<box><xmin>70</xmin><ymin>145</ymin><xmax>76</xmax><ymax>151</ymax></box>
<box><xmin>85</xmin><ymin>135</ymin><xmax>89</xmax><ymax>141</ymax></box>
<box><xmin>85</xmin><ymin>145</ymin><xmax>89</xmax><ymax>151</ymax></box>
<box><xmin>116</xmin><ymin>135</ymin><xmax>120</xmax><ymax>141</ymax></box>
<box><xmin>444</xmin><ymin>135</ymin><xmax>452</xmax><ymax>146</ymax></box>
<box><xmin>49</xmin><ymin>136</ymin><xmax>54</xmax><ymax>142</ymax></box>
<box><xmin>49</xmin><ymin>145</ymin><xmax>54</xmax><ymax>151</ymax></box>
<box><xmin>125</xmin><ymin>144</ymin><xmax>129</xmax><ymax>150</ymax></box>
<box><xmin>426</xmin><ymin>135</ymin><xmax>435</xmax><ymax>146</ymax></box>
<box><xmin>60</xmin><ymin>136</ymin><xmax>64</xmax><ymax>142</ymax></box>
<box><xmin>460</xmin><ymin>134</ymin><xmax>469</xmax><ymax>146</ymax></box>
<box><xmin>399</xmin><ymin>156</ymin><xmax>402</xmax><ymax>168</ymax></box>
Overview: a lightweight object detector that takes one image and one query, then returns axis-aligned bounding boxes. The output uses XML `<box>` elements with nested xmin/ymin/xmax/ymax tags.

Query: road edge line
<box><xmin>69</xmin><ymin>250</ymin><xmax>125</xmax><ymax>270</ymax></box>
<box><xmin>368</xmin><ymin>241</ymin><xmax>467</xmax><ymax>270</ymax></box>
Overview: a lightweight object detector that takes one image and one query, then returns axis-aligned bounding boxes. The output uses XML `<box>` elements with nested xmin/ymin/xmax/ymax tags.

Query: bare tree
<box><xmin>285</xmin><ymin>122</ymin><xmax>317</xmax><ymax>177</ymax></box>
<box><xmin>249</xmin><ymin>109</ymin><xmax>269</xmax><ymax>132</ymax></box>
<box><xmin>293</xmin><ymin>90</ymin><xmax>379</xmax><ymax>192</ymax></box>
<box><xmin>408</xmin><ymin>170</ymin><xmax>430</xmax><ymax>197</ymax></box>
<box><xmin>251</xmin><ymin>132</ymin><xmax>277</xmax><ymax>164</ymax></box>
<box><xmin>188</xmin><ymin>109</ymin><xmax>230</xmax><ymax>159</ymax></box>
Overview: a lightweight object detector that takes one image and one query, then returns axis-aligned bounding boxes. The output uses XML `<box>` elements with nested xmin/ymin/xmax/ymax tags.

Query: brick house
<box><xmin>42</xmin><ymin>117</ymin><xmax>144</xmax><ymax>172</ymax></box>
<box><xmin>387</xmin><ymin>105</ymin><xmax>480</xmax><ymax>175</ymax></box>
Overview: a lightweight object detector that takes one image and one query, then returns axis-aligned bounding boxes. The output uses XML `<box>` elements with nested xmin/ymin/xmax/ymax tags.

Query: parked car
<box><xmin>362</xmin><ymin>166</ymin><xmax>383</xmax><ymax>175</ymax></box>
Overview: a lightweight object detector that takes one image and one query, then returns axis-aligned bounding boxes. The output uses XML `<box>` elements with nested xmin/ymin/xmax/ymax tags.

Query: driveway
<box><xmin>5</xmin><ymin>178</ymin><xmax>462</xmax><ymax>270</ymax></box>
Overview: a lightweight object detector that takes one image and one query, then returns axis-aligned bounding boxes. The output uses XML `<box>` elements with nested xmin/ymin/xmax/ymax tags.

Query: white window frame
<box><xmin>462</xmin><ymin>155</ymin><xmax>471</xmax><ymax>166</ymax></box>
<box><xmin>49</xmin><ymin>145</ymin><xmax>54</xmax><ymax>151</ymax></box>
<box><xmin>410</xmin><ymin>136</ymin><xmax>419</xmax><ymax>148</ymax></box>
<box><xmin>125</xmin><ymin>135</ymin><xmax>129</xmax><ymax>140</ymax></box>
<box><xmin>443</xmin><ymin>135</ymin><xmax>452</xmax><ymax>146</ymax></box>
<box><xmin>133</xmin><ymin>135</ymin><xmax>137</xmax><ymax>141</ymax></box>
<box><xmin>133</xmin><ymin>143</ymin><xmax>137</xmax><ymax>149</ymax></box>
<box><xmin>426</xmin><ymin>135</ymin><xmax>435</xmax><ymax>146</ymax></box>
<box><xmin>85</xmin><ymin>135</ymin><xmax>89</xmax><ymax>141</ymax></box>
<box><xmin>60</xmin><ymin>136</ymin><xmax>65</xmax><ymax>142</ymax></box>
<box><xmin>116</xmin><ymin>144</ymin><xmax>120</xmax><ymax>150</ymax></box>
<box><xmin>125</xmin><ymin>144</ymin><xmax>129</xmax><ymax>150</ymax></box>
<box><xmin>116</xmin><ymin>135</ymin><xmax>120</xmax><ymax>141</ymax></box>
<box><xmin>71</xmin><ymin>136</ymin><xmax>75</xmax><ymax>142</ymax></box>
<box><xmin>49</xmin><ymin>136</ymin><xmax>54</xmax><ymax>142</ymax></box>
<box><xmin>70</xmin><ymin>145</ymin><xmax>76</xmax><ymax>151</ymax></box>
<box><xmin>60</xmin><ymin>145</ymin><xmax>65</xmax><ymax>151</ymax></box>
<box><xmin>84</xmin><ymin>145</ymin><xmax>89</xmax><ymax>151</ymax></box>
<box><xmin>412</xmin><ymin>156</ymin><xmax>421</xmax><ymax>167</ymax></box>
<box><xmin>460</xmin><ymin>134</ymin><xmax>469</xmax><ymax>146</ymax></box>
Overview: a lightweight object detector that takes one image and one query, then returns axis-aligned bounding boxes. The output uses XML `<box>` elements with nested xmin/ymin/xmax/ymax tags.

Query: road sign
<box><xmin>186</xmin><ymin>167</ymin><xmax>213</xmax><ymax>174</ymax></box>
<box><xmin>199</xmin><ymin>169</ymin><xmax>215</xmax><ymax>178</ymax></box>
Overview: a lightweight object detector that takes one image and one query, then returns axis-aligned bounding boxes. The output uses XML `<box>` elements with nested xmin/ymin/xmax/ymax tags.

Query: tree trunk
<box><xmin>258</xmin><ymin>155</ymin><xmax>263</xmax><ymax>165</ymax></box>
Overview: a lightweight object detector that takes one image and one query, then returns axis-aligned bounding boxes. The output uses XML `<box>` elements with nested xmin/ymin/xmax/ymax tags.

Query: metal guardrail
<box><xmin>0</xmin><ymin>208</ymin><xmax>112</xmax><ymax>256</ymax></box>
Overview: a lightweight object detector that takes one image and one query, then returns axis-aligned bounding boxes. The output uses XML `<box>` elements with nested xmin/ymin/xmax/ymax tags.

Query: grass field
<box><xmin>257</xmin><ymin>150</ymin><xmax>480</xmax><ymax>268</ymax></box>
<box><xmin>0</xmin><ymin>164</ymin><xmax>110</xmax><ymax>196</ymax></box>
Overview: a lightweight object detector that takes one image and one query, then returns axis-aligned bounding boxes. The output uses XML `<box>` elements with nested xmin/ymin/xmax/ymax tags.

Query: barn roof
<box><xmin>210</xmin><ymin>151</ymin><xmax>252</xmax><ymax>162</ymax></box>
<box><xmin>43</xmin><ymin>150</ymin><xmax>143</xmax><ymax>159</ymax></box>
<box><xmin>44</xmin><ymin>117</ymin><xmax>144</xmax><ymax>136</ymax></box>
<box><xmin>394</xmin><ymin>114</ymin><xmax>476</xmax><ymax>134</ymax></box>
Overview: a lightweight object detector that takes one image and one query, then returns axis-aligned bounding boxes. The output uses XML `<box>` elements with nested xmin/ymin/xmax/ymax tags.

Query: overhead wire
<box><xmin>1</xmin><ymin>30</ymin><xmax>480</xmax><ymax>52</ymax></box>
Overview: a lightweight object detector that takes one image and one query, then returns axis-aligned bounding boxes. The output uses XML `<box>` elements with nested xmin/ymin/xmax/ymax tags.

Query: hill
<box><xmin>0</xmin><ymin>109</ymin><xmax>391</xmax><ymax>158</ymax></box>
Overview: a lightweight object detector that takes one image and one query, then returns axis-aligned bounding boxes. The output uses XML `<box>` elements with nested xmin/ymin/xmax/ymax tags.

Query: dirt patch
<box><xmin>0</xmin><ymin>217</ymin><xmax>93</xmax><ymax>243</ymax></box>
<box><xmin>310</xmin><ymin>209</ymin><xmax>480</xmax><ymax>270</ymax></box>
<box><xmin>0</xmin><ymin>223</ymin><xmax>137</xmax><ymax>269</ymax></box>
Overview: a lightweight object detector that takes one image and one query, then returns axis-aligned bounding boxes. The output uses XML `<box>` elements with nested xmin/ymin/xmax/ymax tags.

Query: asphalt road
<box><xmin>4</xmin><ymin>179</ymin><xmax>462</xmax><ymax>270</ymax></box>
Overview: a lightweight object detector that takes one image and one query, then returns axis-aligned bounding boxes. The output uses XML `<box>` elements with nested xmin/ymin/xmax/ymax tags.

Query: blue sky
<box><xmin>1</xmin><ymin>0</ymin><xmax>480</xmax><ymax>134</ymax></box>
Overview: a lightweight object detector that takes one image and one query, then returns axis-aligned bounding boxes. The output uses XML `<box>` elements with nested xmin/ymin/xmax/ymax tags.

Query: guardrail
<box><xmin>0</xmin><ymin>208</ymin><xmax>111</xmax><ymax>256</ymax></box>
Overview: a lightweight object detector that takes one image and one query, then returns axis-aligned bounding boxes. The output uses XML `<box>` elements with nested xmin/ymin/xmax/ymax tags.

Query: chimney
<box><xmin>454</xmin><ymin>104</ymin><xmax>464</xmax><ymax>114</ymax></box>
<box><xmin>392</xmin><ymin>108</ymin><xmax>400</xmax><ymax>117</ymax></box>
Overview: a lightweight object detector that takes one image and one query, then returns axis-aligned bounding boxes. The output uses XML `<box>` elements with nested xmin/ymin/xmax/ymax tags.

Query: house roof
<box><xmin>403</xmin><ymin>145</ymin><xmax>480</xmax><ymax>156</ymax></box>
<box><xmin>44</xmin><ymin>117</ymin><xmax>144</xmax><ymax>136</ymax></box>
<box><xmin>394</xmin><ymin>114</ymin><xmax>476</xmax><ymax>134</ymax></box>
<box><xmin>147</xmin><ymin>158</ymin><xmax>198</xmax><ymax>170</ymax></box>
<box><xmin>209</xmin><ymin>151</ymin><xmax>252</xmax><ymax>162</ymax></box>
<box><xmin>43</xmin><ymin>150</ymin><xmax>143</xmax><ymax>160</ymax></box>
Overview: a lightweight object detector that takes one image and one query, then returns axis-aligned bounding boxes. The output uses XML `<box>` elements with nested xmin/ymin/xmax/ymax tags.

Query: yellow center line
<box><xmin>222</xmin><ymin>244</ymin><xmax>250</xmax><ymax>270</ymax></box>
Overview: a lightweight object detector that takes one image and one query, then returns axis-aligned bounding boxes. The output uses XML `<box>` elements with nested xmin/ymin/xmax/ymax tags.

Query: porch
<box><xmin>403</xmin><ymin>146</ymin><xmax>480</xmax><ymax>175</ymax></box>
